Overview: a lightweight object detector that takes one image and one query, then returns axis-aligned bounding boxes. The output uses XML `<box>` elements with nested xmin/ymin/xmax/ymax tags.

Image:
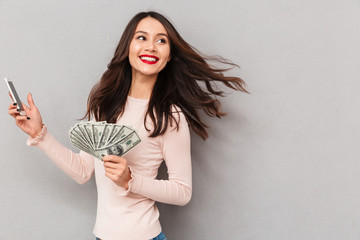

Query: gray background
<box><xmin>1</xmin><ymin>0</ymin><xmax>360</xmax><ymax>239</ymax></box>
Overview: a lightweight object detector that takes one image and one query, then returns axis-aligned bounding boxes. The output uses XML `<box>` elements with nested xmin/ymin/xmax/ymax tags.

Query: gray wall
<box><xmin>1</xmin><ymin>0</ymin><xmax>360</xmax><ymax>239</ymax></box>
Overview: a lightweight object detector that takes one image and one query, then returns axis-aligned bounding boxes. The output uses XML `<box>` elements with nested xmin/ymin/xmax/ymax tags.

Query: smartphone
<box><xmin>4</xmin><ymin>78</ymin><xmax>26</xmax><ymax>116</ymax></box>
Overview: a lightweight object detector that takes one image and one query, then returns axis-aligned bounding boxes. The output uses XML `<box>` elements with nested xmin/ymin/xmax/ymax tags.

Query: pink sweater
<box><xmin>27</xmin><ymin>96</ymin><xmax>192</xmax><ymax>240</ymax></box>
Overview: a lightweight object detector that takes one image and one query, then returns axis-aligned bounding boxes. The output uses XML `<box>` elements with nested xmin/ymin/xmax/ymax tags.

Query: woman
<box><xmin>8</xmin><ymin>11</ymin><xmax>247</xmax><ymax>240</ymax></box>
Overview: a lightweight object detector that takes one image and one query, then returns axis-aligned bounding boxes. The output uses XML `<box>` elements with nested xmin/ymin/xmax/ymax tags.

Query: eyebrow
<box><xmin>134</xmin><ymin>31</ymin><xmax>169</xmax><ymax>38</ymax></box>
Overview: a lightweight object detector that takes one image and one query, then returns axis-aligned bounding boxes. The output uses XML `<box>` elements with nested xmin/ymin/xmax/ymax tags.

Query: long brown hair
<box><xmin>83</xmin><ymin>11</ymin><xmax>248</xmax><ymax>140</ymax></box>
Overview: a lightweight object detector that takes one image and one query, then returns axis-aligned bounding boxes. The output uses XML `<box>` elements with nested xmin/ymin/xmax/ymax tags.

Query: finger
<box><xmin>103</xmin><ymin>155</ymin><xmax>119</xmax><ymax>162</ymax></box>
<box><xmin>22</xmin><ymin>101</ymin><xmax>30</xmax><ymax>113</ymax></box>
<box><xmin>9</xmin><ymin>107</ymin><xmax>24</xmax><ymax>115</ymax></box>
<box><xmin>103</xmin><ymin>155</ymin><xmax>125</xmax><ymax>163</ymax></box>
<box><xmin>8</xmin><ymin>102</ymin><xmax>17</xmax><ymax>110</ymax></box>
<box><xmin>27</xmin><ymin>93</ymin><xmax>36</xmax><ymax>110</ymax></box>
<box><xmin>104</xmin><ymin>161</ymin><xmax>122</xmax><ymax>169</ymax></box>
<box><xmin>21</xmin><ymin>99</ymin><xmax>32</xmax><ymax>115</ymax></box>
<box><xmin>15</xmin><ymin>115</ymin><xmax>28</xmax><ymax>121</ymax></box>
<box><xmin>105</xmin><ymin>171</ymin><xmax>117</xmax><ymax>181</ymax></box>
<box><xmin>18</xmin><ymin>93</ymin><xmax>32</xmax><ymax>114</ymax></box>
<box><xmin>105</xmin><ymin>164</ymin><xmax>126</xmax><ymax>173</ymax></box>
<box><xmin>8</xmin><ymin>108</ymin><xmax>21</xmax><ymax>117</ymax></box>
<box><xmin>104</xmin><ymin>167</ymin><xmax>120</xmax><ymax>175</ymax></box>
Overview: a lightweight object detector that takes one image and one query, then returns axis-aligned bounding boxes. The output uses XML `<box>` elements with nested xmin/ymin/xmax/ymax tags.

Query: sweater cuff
<box><xmin>27</xmin><ymin>124</ymin><xmax>47</xmax><ymax>146</ymax></box>
<box><xmin>26</xmin><ymin>125</ymin><xmax>55</xmax><ymax>152</ymax></box>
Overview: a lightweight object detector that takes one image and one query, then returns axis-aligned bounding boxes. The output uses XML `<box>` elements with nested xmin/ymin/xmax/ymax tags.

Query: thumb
<box><xmin>27</xmin><ymin>93</ymin><xmax>36</xmax><ymax>110</ymax></box>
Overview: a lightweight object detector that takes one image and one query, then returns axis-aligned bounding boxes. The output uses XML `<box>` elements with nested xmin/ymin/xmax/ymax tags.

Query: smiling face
<box><xmin>128</xmin><ymin>17</ymin><xmax>171</xmax><ymax>80</ymax></box>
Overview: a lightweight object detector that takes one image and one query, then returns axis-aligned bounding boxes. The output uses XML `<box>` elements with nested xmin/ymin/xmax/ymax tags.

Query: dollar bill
<box><xmin>106</xmin><ymin>126</ymin><xmax>135</xmax><ymax>146</ymax></box>
<box><xmin>97</xmin><ymin>124</ymin><xmax>112</xmax><ymax>148</ymax></box>
<box><xmin>69</xmin><ymin>121</ymin><xmax>141</xmax><ymax>160</ymax></box>
<box><xmin>94</xmin><ymin>131</ymin><xmax>141</xmax><ymax>159</ymax></box>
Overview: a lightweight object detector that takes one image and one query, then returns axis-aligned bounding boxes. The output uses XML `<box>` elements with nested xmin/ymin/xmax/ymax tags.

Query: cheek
<box><xmin>161</xmin><ymin>47</ymin><xmax>171</xmax><ymax>62</ymax></box>
<box><xmin>158</xmin><ymin>48</ymin><xmax>170</xmax><ymax>70</ymax></box>
<box><xmin>129</xmin><ymin>42</ymin><xmax>141</xmax><ymax>61</ymax></box>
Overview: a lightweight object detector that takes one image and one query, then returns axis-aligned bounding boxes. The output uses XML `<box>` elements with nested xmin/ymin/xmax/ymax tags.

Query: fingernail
<box><xmin>27</xmin><ymin>117</ymin><xmax>30</xmax><ymax>120</ymax></box>
<box><xmin>13</xmin><ymin>103</ymin><xmax>17</xmax><ymax>106</ymax></box>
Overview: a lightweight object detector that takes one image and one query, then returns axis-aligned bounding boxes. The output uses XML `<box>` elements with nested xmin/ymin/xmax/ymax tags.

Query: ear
<box><xmin>167</xmin><ymin>54</ymin><xmax>171</xmax><ymax>62</ymax></box>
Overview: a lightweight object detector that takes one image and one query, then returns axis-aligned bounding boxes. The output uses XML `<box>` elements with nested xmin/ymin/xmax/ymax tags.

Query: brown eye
<box><xmin>157</xmin><ymin>38</ymin><xmax>166</xmax><ymax>43</ymax></box>
<box><xmin>137</xmin><ymin>36</ymin><xmax>146</xmax><ymax>40</ymax></box>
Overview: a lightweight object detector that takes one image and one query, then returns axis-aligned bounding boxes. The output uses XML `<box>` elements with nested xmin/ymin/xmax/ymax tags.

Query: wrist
<box><xmin>27</xmin><ymin>124</ymin><xmax>47</xmax><ymax>146</ymax></box>
<box><xmin>31</xmin><ymin>124</ymin><xmax>44</xmax><ymax>138</ymax></box>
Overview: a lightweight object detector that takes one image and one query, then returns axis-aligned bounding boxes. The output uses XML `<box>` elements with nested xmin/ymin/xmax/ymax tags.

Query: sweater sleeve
<box><xmin>126</xmin><ymin>111</ymin><xmax>192</xmax><ymax>206</ymax></box>
<box><xmin>27</xmin><ymin>126</ymin><xmax>95</xmax><ymax>184</ymax></box>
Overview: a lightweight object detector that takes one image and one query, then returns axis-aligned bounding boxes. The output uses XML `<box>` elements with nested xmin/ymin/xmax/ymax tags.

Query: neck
<box><xmin>129</xmin><ymin>71</ymin><xmax>157</xmax><ymax>99</ymax></box>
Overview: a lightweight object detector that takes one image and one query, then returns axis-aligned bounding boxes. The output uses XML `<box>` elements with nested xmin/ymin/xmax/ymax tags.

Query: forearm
<box><xmin>129</xmin><ymin>171</ymin><xmax>192</xmax><ymax>206</ymax></box>
<box><xmin>27</xmin><ymin>126</ymin><xmax>94</xmax><ymax>184</ymax></box>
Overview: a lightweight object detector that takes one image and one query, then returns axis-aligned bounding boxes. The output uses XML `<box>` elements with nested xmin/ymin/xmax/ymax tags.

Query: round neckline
<box><xmin>127</xmin><ymin>95</ymin><xmax>150</xmax><ymax>102</ymax></box>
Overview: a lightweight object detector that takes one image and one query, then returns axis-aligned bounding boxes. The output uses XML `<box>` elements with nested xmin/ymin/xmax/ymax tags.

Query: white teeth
<box><xmin>140</xmin><ymin>56</ymin><xmax>158</xmax><ymax>62</ymax></box>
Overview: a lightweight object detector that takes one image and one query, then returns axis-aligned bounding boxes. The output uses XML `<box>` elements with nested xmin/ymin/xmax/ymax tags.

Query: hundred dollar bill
<box><xmin>70</xmin><ymin>126</ymin><xmax>88</xmax><ymax>146</ymax></box>
<box><xmin>97</xmin><ymin>124</ymin><xmax>112</xmax><ymax>148</ymax></box>
<box><xmin>71</xmin><ymin>140</ymin><xmax>98</xmax><ymax>159</ymax></box>
<box><xmin>94</xmin><ymin>131</ymin><xmax>141</xmax><ymax>159</ymax></box>
<box><xmin>69</xmin><ymin>134</ymin><xmax>97</xmax><ymax>158</ymax></box>
<box><xmin>93</xmin><ymin>123</ymin><xmax>104</xmax><ymax>148</ymax></box>
<box><xmin>106</xmin><ymin>126</ymin><xmax>135</xmax><ymax>147</ymax></box>
<box><xmin>69</xmin><ymin>121</ymin><xmax>141</xmax><ymax>161</ymax></box>
<box><xmin>80</xmin><ymin>124</ymin><xmax>94</xmax><ymax>148</ymax></box>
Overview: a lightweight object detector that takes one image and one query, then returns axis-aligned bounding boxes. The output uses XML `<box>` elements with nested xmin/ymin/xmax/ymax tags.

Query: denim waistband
<box><xmin>95</xmin><ymin>231</ymin><xmax>166</xmax><ymax>240</ymax></box>
<box><xmin>152</xmin><ymin>231</ymin><xmax>167</xmax><ymax>240</ymax></box>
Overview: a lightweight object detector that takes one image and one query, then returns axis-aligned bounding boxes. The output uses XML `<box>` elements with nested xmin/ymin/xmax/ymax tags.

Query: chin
<box><xmin>140</xmin><ymin>70</ymin><xmax>159</xmax><ymax>77</ymax></box>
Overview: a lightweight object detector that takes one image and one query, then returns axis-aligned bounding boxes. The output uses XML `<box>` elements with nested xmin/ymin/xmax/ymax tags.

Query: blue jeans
<box><xmin>152</xmin><ymin>231</ymin><xmax>167</xmax><ymax>240</ymax></box>
<box><xmin>96</xmin><ymin>231</ymin><xmax>167</xmax><ymax>240</ymax></box>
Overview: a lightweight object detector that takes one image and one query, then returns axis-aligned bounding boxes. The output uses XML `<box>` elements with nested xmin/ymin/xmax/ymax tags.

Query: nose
<box><xmin>145</xmin><ymin>41</ymin><xmax>156</xmax><ymax>52</ymax></box>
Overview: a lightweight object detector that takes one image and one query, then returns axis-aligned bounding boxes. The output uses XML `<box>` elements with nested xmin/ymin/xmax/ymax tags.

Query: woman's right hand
<box><xmin>8</xmin><ymin>93</ymin><xmax>44</xmax><ymax>138</ymax></box>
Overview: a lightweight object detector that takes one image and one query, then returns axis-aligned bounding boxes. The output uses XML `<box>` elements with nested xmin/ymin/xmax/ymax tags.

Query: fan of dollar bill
<box><xmin>69</xmin><ymin>121</ymin><xmax>141</xmax><ymax>160</ymax></box>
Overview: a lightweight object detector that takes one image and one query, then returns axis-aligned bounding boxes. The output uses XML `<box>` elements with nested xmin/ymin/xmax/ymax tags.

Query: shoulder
<box><xmin>160</xmin><ymin>105</ymin><xmax>191</xmax><ymax>143</ymax></box>
<box><xmin>170</xmin><ymin>105</ymin><xmax>188</xmax><ymax>127</ymax></box>
<box><xmin>157</xmin><ymin>105</ymin><xmax>190</xmax><ymax>140</ymax></box>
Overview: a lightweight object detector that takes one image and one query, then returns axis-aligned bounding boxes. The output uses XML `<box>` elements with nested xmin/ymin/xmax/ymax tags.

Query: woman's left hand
<box><xmin>103</xmin><ymin>155</ymin><xmax>132</xmax><ymax>190</ymax></box>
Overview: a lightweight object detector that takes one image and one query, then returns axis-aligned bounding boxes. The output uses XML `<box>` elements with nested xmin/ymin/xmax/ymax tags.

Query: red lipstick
<box><xmin>139</xmin><ymin>55</ymin><xmax>159</xmax><ymax>65</ymax></box>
